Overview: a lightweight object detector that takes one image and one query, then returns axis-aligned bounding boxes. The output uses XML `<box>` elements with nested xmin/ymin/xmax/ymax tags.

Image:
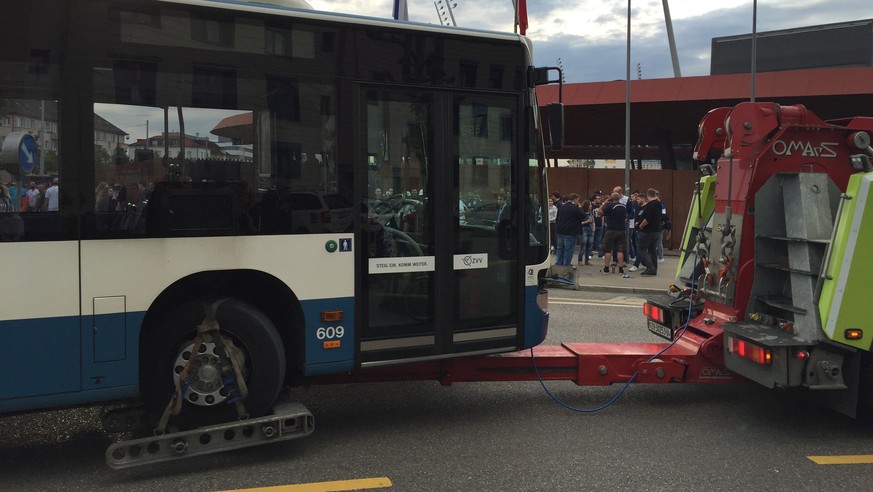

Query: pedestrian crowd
<box><xmin>549</xmin><ymin>186</ymin><xmax>670</xmax><ymax>276</ymax></box>
<box><xmin>0</xmin><ymin>178</ymin><xmax>59</xmax><ymax>214</ymax></box>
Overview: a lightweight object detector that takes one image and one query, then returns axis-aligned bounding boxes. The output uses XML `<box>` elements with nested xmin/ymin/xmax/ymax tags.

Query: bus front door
<box><xmin>359</xmin><ymin>89</ymin><xmax>521</xmax><ymax>365</ymax></box>
<box><xmin>448</xmin><ymin>94</ymin><xmax>521</xmax><ymax>355</ymax></box>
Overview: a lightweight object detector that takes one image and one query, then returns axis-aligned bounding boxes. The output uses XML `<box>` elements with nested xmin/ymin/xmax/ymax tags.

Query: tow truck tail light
<box><xmin>643</xmin><ymin>302</ymin><xmax>664</xmax><ymax>323</ymax></box>
<box><xmin>727</xmin><ymin>336</ymin><xmax>772</xmax><ymax>365</ymax></box>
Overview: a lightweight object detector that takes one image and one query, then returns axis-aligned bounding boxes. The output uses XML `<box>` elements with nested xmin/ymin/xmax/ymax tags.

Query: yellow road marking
<box><xmin>218</xmin><ymin>477</ymin><xmax>392</xmax><ymax>492</ymax></box>
<box><xmin>808</xmin><ymin>455</ymin><xmax>873</xmax><ymax>465</ymax></box>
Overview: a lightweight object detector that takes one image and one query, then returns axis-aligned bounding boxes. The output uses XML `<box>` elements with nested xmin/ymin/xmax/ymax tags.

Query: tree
<box><xmin>43</xmin><ymin>150</ymin><xmax>59</xmax><ymax>175</ymax></box>
<box><xmin>113</xmin><ymin>147</ymin><xmax>130</xmax><ymax>166</ymax></box>
<box><xmin>95</xmin><ymin>146</ymin><xmax>112</xmax><ymax>170</ymax></box>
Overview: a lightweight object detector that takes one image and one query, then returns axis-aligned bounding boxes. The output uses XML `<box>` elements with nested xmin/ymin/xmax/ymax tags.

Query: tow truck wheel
<box><xmin>858</xmin><ymin>351</ymin><xmax>873</xmax><ymax>419</ymax></box>
<box><xmin>141</xmin><ymin>298</ymin><xmax>286</xmax><ymax>429</ymax></box>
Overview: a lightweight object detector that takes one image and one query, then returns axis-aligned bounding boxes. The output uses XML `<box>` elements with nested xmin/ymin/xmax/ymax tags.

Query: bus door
<box><xmin>449</xmin><ymin>94</ymin><xmax>521</xmax><ymax>354</ymax></box>
<box><xmin>358</xmin><ymin>88</ymin><xmax>521</xmax><ymax>364</ymax></box>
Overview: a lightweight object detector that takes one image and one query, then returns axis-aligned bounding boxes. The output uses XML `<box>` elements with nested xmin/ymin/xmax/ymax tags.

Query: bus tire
<box><xmin>141</xmin><ymin>298</ymin><xmax>286</xmax><ymax>429</ymax></box>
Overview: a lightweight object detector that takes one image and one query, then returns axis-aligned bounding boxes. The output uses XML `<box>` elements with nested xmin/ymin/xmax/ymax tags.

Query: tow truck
<box><xmin>104</xmin><ymin>101</ymin><xmax>873</xmax><ymax>467</ymax></box>
<box><xmin>643</xmin><ymin>102</ymin><xmax>873</xmax><ymax>417</ymax></box>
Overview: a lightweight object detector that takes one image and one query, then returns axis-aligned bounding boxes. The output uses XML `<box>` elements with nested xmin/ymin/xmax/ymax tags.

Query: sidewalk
<box><xmin>547</xmin><ymin>251</ymin><xmax>681</xmax><ymax>296</ymax></box>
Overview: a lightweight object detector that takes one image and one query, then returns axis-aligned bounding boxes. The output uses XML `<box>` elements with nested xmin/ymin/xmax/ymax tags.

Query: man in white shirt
<box><xmin>45</xmin><ymin>178</ymin><xmax>59</xmax><ymax>212</ymax></box>
<box><xmin>26</xmin><ymin>181</ymin><xmax>40</xmax><ymax>211</ymax></box>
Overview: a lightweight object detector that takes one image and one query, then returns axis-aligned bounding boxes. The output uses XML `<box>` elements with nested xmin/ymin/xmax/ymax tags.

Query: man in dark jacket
<box><xmin>636</xmin><ymin>188</ymin><xmax>662</xmax><ymax>276</ymax></box>
<box><xmin>590</xmin><ymin>191</ymin><xmax>605</xmax><ymax>259</ymax></box>
<box><xmin>598</xmin><ymin>192</ymin><xmax>627</xmax><ymax>274</ymax></box>
<box><xmin>555</xmin><ymin>193</ymin><xmax>584</xmax><ymax>266</ymax></box>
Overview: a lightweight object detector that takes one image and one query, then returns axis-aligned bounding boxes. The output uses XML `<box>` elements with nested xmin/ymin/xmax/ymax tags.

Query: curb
<box><xmin>575</xmin><ymin>284</ymin><xmax>666</xmax><ymax>295</ymax></box>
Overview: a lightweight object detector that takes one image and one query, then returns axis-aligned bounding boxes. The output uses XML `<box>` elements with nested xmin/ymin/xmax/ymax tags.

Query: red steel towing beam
<box><xmin>312</xmin><ymin>330</ymin><xmax>746</xmax><ymax>386</ymax></box>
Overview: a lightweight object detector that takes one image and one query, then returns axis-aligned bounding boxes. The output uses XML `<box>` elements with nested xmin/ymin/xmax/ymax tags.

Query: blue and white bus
<box><xmin>0</xmin><ymin>0</ymin><xmax>555</xmax><ymax>428</ymax></box>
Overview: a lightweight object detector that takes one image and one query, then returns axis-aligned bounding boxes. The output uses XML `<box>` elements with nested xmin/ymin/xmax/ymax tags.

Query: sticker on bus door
<box><xmin>453</xmin><ymin>253</ymin><xmax>488</xmax><ymax>270</ymax></box>
<box><xmin>368</xmin><ymin>256</ymin><xmax>435</xmax><ymax>274</ymax></box>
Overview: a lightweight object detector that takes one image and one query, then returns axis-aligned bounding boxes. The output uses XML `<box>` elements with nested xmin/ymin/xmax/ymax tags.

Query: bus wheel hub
<box><xmin>173</xmin><ymin>340</ymin><xmax>246</xmax><ymax>407</ymax></box>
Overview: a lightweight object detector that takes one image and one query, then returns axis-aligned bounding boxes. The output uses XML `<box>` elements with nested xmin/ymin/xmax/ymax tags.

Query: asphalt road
<box><xmin>3</xmin><ymin>290</ymin><xmax>873</xmax><ymax>491</ymax></box>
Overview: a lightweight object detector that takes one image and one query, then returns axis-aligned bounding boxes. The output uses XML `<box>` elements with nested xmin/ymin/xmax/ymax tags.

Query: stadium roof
<box><xmin>536</xmin><ymin>66</ymin><xmax>873</xmax><ymax>162</ymax></box>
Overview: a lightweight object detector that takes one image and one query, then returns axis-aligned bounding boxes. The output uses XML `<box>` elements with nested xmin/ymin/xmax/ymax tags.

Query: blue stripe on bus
<box><xmin>0</xmin><ymin>315</ymin><xmax>82</xmax><ymax>402</ymax></box>
<box><xmin>81</xmin><ymin>312</ymin><xmax>143</xmax><ymax>393</ymax></box>
<box><xmin>0</xmin><ymin>313</ymin><xmax>141</xmax><ymax>413</ymax></box>
<box><xmin>300</xmin><ymin>297</ymin><xmax>356</xmax><ymax>375</ymax></box>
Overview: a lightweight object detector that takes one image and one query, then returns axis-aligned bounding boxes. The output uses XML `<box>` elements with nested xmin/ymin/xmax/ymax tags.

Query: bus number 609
<box><xmin>316</xmin><ymin>326</ymin><xmax>345</xmax><ymax>340</ymax></box>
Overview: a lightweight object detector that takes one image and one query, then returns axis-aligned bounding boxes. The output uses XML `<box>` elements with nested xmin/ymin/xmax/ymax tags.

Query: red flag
<box><xmin>518</xmin><ymin>0</ymin><xmax>528</xmax><ymax>35</ymax></box>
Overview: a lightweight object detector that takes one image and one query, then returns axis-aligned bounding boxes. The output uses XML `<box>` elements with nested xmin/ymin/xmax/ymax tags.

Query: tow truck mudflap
<box><xmin>105</xmin><ymin>402</ymin><xmax>314</xmax><ymax>469</ymax></box>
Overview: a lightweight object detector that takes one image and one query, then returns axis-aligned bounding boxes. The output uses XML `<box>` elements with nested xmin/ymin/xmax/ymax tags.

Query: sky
<box><xmin>308</xmin><ymin>0</ymin><xmax>868</xmax><ymax>83</ymax></box>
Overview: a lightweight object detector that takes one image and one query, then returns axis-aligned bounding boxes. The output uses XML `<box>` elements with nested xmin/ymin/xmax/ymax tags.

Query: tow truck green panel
<box><xmin>676</xmin><ymin>174</ymin><xmax>717</xmax><ymax>279</ymax></box>
<box><xmin>818</xmin><ymin>172</ymin><xmax>873</xmax><ymax>351</ymax></box>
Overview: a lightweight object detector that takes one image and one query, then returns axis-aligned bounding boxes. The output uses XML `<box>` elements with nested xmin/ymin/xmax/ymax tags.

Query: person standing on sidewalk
<box><xmin>548</xmin><ymin>197</ymin><xmax>558</xmax><ymax>253</ymax></box>
<box><xmin>577</xmin><ymin>199</ymin><xmax>595</xmax><ymax>266</ymax></box>
<box><xmin>610</xmin><ymin>186</ymin><xmax>630</xmax><ymax>264</ymax></box>
<box><xmin>626</xmin><ymin>190</ymin><xmax>639</xmax><ymax>262</ymax></box>
<box><xmin>555</xmin><ymin>193</ymin><xmax>584</xmax><ymax>267</ymax></box>
<box><xmin>612</xmin><ymin>186</ymin><xmax>628</xmax><ymax>206</ymax></box>
<box><xmin>656</xmin><ymin>190</ymin><xmax>669</xmax><ymax>263</ymax></box>
<box><xmin>628</xmin><ymin>193</ymin><xmax>647</xmax><ymax>272</ymax></box>
<box><xmin>598</xmin><ymin>192</ymin><xmax>627</xmax><ymax>275</ymax></box>
<box><xmin>590</xmin><ymin>192</ymin><xmax>604</xmax><ymax>260</ymax></box>
<box><xmin>636</xmin><ymin>188</ymin><xmax>662</xmax><ymax>276</ymax></box>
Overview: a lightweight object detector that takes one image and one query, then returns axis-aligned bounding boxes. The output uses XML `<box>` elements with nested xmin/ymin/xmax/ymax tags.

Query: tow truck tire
<box><xmin>141</xmin><ymin>298</ymin><xmax>286</xmax><ymax>429</ymax></box>
<box><xmin>858</xmin><ymin>351</ymin><xmax>873</xmax><ymax>419</ymax></box>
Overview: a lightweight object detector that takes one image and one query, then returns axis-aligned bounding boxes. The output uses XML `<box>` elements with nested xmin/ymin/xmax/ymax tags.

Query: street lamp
<box><xmin>624</xmin><ymin>0</ymin><xmax>631</xmax><ymax>195</ymax></box>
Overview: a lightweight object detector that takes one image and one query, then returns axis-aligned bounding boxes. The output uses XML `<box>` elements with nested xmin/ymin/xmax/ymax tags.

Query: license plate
<box><xmin>648</xmin><ymin>319</ymin><xmax>673</xmax><ymax>340</ymax></box>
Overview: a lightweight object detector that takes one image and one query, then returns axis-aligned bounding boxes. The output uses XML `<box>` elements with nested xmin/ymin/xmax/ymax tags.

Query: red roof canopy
<box><xmin>536</xmin><ymin>66</ymin><xmax>873</xmax><ymax>160</ymax></box>
<box><xmin>211</xmin><ymin>112</ymin><xmax>254</xmax><ymax>143</ymax></box>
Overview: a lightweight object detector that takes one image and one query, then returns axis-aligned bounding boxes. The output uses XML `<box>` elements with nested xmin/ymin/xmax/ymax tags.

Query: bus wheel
<box><xmin>141</xmin><ymin>298</ymin><xmax>286</xmax><ymax>429</ymax></box>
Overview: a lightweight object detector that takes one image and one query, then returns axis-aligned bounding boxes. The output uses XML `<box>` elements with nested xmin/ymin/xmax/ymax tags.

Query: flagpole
<box><xmin>393</xmin><ymin>0</ymin><xmax>408</xmax><ymax>21</ymax></box>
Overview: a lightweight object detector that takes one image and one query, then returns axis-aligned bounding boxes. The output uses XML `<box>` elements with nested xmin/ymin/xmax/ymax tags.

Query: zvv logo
<box><xmin>454</xmin><ymin>253</ymin><xmax>487</xmax><ymax>270</ymax></box>
<box><xmin>462</xmin><ymin>255</ymin><xmax>483</xmax><ymax>267</ymax></box>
